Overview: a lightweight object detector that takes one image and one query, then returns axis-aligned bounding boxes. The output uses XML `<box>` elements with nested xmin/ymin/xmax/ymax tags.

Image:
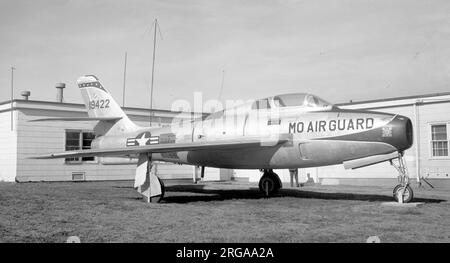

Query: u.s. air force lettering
<box><xmin>289</xmin><ymin>118</ymin><xmax>374</xmax><ymax>133</ymax></box>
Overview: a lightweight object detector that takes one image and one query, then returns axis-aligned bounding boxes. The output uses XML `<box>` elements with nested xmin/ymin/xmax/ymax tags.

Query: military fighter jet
<box><xmin>33</xmin><ymin>75</ymin><xmax>414</xmax><ymax>203</ymax></box>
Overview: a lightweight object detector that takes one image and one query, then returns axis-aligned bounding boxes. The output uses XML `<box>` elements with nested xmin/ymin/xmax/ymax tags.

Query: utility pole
<box><xmin>122</xmin><ymin>51</ymin><xmax>127</xmax><ymax>107</ymax></box>
<box><xmin>149</xmin><ymin>18</ymin><xmax>162</xmax><ymax>126</ymax></box>
<box><xmin>10</xmin><ymin>66</ymin><xmax>15</xmax><ymax>131</ymax></box>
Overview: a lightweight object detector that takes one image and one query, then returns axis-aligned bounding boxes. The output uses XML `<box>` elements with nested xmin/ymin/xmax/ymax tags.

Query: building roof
<box><xmin>336</xmin><ymin>91</ymin><xmax>450</xmax><ymax>106</ymax></box>
<box><xmin>0</xmin><ymin>99</ymin><xmax>206</xmax><ymax>117</ymax></box>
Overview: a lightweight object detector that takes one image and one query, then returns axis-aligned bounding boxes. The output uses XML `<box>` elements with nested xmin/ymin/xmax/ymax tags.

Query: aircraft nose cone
<box><xmin>390</xmin><ymin>115</ymin><xmax>413</xmax><ymax>152</ymax></box>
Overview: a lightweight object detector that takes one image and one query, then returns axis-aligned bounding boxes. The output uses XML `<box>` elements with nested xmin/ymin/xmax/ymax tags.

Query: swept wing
<box><xmin>32</xmin><ymin>136</ymin><xmax>289</xmax><ymax>159</ymax></box>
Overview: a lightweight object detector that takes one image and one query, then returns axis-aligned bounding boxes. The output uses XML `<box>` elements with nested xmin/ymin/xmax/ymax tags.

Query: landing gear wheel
<box><xmin>258</xmin><ymin>169</ymin><xmax>282</xmax><ymax>197</ymax></box>
<box><xmin>393</xmin><ymin>184</ymin><xmax>413</xmax><ymax>203</ymax></box>
<box><xmin>149</xmin><ymin>178</ymin><xmax>165</xmax><ymax>203</ymax></box>
<box><xmin>390</xmin><ymin>153</ymin><xmax>414</xmax><ymax>203</ymax></box>
<box><xmin>259</xmin><ymin>176</ymin><xmax>277</xmax><ymax>197</ymax></box>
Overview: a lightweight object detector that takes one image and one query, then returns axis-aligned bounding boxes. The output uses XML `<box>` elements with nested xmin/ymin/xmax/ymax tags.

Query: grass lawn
<box><xmin>0</xmin><ymin>180</ymin><xmax>449</xmax><ymax>243</ymax></box>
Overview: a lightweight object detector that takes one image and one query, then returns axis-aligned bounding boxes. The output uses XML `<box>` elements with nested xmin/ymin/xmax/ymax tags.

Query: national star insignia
<box><xmin>135</xmin><ymin>133</ymin><xmax>149</xmax><ymax>146</ymax></box>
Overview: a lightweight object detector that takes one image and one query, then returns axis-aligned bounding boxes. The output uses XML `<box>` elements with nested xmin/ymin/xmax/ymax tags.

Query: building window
<box><xmin>431</xmin><ymin>124</ymin><xmax>448</xmax><ymax>157</ymax></box>
<box><xmin>65</xmin><ymin>130</ymin><xmax>96</xmax><ymax>163</ymax></box>
<box><xmin>81</xmin><ymin>132</ymin><xmax>95</xmax><ymax>161</ymax></box>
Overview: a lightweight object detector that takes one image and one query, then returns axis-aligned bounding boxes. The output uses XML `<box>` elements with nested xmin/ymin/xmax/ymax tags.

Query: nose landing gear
<box><xmin>390</xmin><ymin>152</ymin><xmax>414</xmax><ymax>203</ymax></box>
<box><xmin>258</xmin><ymin>169</ymin><xmax>282</xmax><ymax>197</ymax></box>
<box><xmin>393</xmin><ymin>184</ymin><xmax>413</xmax><ymax>203</ymax></box>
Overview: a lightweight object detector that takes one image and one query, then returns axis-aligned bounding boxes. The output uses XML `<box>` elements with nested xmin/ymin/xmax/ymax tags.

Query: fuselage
<box><xmin>92</xmin><ymin>94</ymin><xmax>413</xmax><ymax>169</ymax></box>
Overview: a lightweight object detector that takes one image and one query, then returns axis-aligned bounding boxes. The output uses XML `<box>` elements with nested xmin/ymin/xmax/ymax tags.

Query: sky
<box><xmin>1</xmin><ymin>0</ymin><xmax>450</xmax><ymax>111</ymax></box>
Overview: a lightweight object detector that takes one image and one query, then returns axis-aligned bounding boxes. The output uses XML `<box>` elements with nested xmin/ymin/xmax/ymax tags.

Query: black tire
<box><xmin>259</xmin><ymin>175</ymin><xmax>278</xmax><ymax>197</ymax></box>
<box><xmin>149</xmin><ymin>178</ymin><xmax>165</xmax><ymax>203</ymax></box>
<box><xmin>393</xmin><ymin>184</ymin><xmax>413</xmax><ymax>203</ymax></box>
<box><xmin>273</xmin><ymin>174</ymin><xmax>282</xmax><ymax>191</ymax></box>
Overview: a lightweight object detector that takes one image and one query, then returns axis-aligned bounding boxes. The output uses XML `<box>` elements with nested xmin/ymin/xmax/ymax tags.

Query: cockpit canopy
<box><xmin>251</xmin><ymin>93</ymin><xmax>333</xmax><ymax>110</ymax></box>
<box><xmin>273</xmin><ymin>93</ymin><xmax>331</xmax><ymax>108</ymax></box>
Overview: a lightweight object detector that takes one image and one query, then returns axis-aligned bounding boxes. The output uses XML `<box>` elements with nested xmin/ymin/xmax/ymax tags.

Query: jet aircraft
<box><xmin>33</xmin><ymin>75</ymin><xmax>414</xmax><ymax>203</ymax></box>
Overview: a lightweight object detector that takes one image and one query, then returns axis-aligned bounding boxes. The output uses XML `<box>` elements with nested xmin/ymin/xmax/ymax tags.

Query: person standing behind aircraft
<box><xmin>289</xmin><ymin>169</ymin><xmax>299</xmax><ymax>187</ymax></box>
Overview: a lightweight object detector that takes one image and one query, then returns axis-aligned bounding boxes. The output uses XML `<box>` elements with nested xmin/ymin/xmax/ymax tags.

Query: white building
<box><xmin>1</xmin><ymin>90</ymin><xmax>450</xmax><ymax>188</ymax></box>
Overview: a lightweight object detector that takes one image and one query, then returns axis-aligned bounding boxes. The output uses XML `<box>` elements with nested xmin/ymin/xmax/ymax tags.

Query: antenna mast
<box><xmin>149</xmin><ymin>19</ymin><xmax>163</xmax><ymax>126</ymax></box>
<box><xmin>122</xmin><ymin>51</ymin><xmax>127</xmax><ymax>107</ymax></box>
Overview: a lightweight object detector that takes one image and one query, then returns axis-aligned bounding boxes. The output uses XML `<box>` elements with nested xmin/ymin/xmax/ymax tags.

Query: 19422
<box><xmin>89</xmin><ymin>99</ymin><xmax>110</xmax><ymax>109</ymax></box>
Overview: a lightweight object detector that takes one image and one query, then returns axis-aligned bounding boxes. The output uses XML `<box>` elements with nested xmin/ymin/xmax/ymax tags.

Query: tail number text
<box><xmin>89</xmin><ymin>99</ymin><xmax>110</xmax><ymax>109</ymax></box>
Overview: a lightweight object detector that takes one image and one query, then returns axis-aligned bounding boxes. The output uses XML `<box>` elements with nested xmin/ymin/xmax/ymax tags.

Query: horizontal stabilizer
<box><xmin>30</xmin><ymin>136</ymin><xmax>289</xmax><ymax>159</ymax></box>
<box><xmin>343</xmin><ymin>151</ymin><xmax>399</xmax><ymax>170</ymax></box>
<box><xmin>29</xmin><ymin>117</ymin><xmax>122</xmax><ymax>122</ymax></box>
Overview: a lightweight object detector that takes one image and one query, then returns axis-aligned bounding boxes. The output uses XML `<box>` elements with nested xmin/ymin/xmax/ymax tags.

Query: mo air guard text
<box><xmin>289</xmin><ymin>118</ymin><xmax>374</xmax><ymax>134</ymax></box>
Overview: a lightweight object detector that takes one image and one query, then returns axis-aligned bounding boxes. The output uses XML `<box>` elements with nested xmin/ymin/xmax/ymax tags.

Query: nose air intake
<box><xmin>406</xmin><ymin>118</ymin><xmax>413</xmax><ymax>147</ymax></box>
<box><xmin>391</xmin><ymin>115</ymin><xmax>413</xmax><ymax>152</ymax></box>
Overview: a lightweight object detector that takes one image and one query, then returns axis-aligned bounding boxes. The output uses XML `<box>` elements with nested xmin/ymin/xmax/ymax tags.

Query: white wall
<box><xmin>0</xmin><ymin>109</ymin><xmax>17</xmax><ymax>181</ymax></box>
<box><xmin>415</xmin><ymin>102</ymin><xmax>450</xmax><ymax>179</ymax></box>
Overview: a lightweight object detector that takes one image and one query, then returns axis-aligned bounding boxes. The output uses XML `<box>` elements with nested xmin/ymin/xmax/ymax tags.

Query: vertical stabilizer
<box><xmin>77</xmin><ymin>75</ymin><xmax>139</xmax><ymax>136</ymax></box>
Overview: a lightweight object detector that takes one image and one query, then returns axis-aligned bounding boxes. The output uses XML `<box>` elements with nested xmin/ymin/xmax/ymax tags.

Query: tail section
<box><xmin>77</xmin><ymin>75</ymin><xmax>139</xmax><ymax>136</ymax></box>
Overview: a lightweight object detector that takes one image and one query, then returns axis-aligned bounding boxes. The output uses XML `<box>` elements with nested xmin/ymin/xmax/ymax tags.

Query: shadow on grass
<box><xmin>161</xmin><ymin>185</ymin><xmax>445</xmax><ymax>204</ymax></box>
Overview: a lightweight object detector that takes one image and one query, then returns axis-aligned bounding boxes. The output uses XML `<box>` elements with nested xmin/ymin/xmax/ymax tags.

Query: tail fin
<box><xmin>77</xmin><ymin>75</ymin><xmax>139</xmax><ymax>136</ymax></box>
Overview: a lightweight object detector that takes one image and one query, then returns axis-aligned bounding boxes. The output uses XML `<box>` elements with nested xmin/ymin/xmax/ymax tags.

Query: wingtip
<box><xmin>28</xmin><ymin>154</ymin><xmax>55</xmax><ymax>159</ymax></box>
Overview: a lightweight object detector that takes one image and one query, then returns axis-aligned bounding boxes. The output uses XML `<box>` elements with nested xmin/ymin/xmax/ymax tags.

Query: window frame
<box><xmin>429</xmin><ymin>122</ymin><xmax>450</xmax><ymax>160</ymax></box>
<box><xmin>251</xmin><ymin>99</ymin><xmax>271</xmax><ymax>110</ymax></box>
<box><xmin>64</xmin><ymin>129</ymin><xmax>98</xmax><ymax>164</ymax></box>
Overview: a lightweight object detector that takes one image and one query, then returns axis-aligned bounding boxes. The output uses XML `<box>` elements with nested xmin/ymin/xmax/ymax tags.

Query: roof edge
<box><xmin>0</xmin><ymin>99</ymin><xmax>206</xmax><ymax>115</ymax></box>
<box><xmin>336</xmin><ymin>91</ymin><xmax>450</xmax><ymax>106</ymax></box>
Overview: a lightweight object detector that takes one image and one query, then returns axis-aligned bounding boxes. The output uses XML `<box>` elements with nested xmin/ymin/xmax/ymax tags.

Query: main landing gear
<box><xmin>147</xmin><ymin>176</ymin><xmax>165</xmax><ymax>203</ymax></box>
<box><xmin>258</xmin><ymin>169</ymin><xmax>282</xmax><ymax>197</ymax></box>
<box><xmin>135</xmin><ymin>153</ymin><xmax>165</xmax><ymax>203</ymax></box>
<box><xmin>390</xmin><ymin>152</ymin><xmax>414</xmax><ymax>203</ymax></box>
